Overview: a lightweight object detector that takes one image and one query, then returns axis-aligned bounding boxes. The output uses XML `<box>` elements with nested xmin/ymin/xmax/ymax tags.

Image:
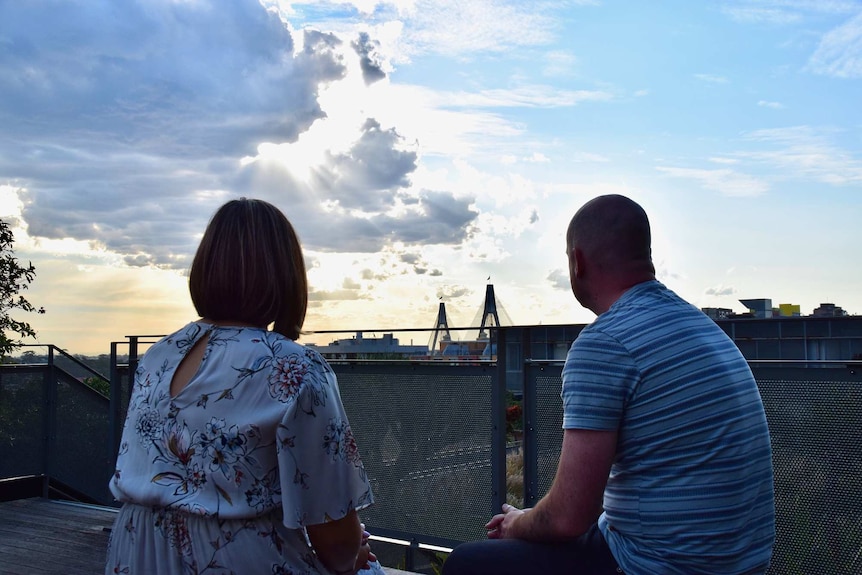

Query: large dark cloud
<box><xmin>0</xmin><ymin>0</ymin><xmax>343</xmax><ymax>264</ymax></box>
<box><xmin>311</xmin><ymin>118</ymin><xmax>418</xmax><ymax>210</ymax></box>
<box><xmin>0</xmin><ymin>2</ymin><xmax>342</xmax><ymax>157</ymax></box>
<box><xmin>234</xmin><ymin>153</ymin><xmax>477</xmax><ymax>252</ymax></box>
<box><xmin>0</xmin><ymin>0</ymin><xmax>474</xmax><ymax>268</ymax></box>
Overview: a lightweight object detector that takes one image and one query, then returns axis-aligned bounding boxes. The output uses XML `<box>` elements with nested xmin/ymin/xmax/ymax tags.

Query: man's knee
<box><xmin>441</xmin><ymin>542</ymin><xmax>472</xmax><ymax>575</ymax></box>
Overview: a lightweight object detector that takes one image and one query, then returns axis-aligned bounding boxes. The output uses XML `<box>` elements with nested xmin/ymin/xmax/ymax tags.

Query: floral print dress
<box><xmin>106</xmin><ymin>322</ymin><xmax>382</xmax><ymax>575</ymax></box>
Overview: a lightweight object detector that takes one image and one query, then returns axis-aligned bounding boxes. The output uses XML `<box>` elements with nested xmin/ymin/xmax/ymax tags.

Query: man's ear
<box><xmin>572</xmin><ymin>247</ymin><xmax>586</xmax><ymax>279</ymax></box>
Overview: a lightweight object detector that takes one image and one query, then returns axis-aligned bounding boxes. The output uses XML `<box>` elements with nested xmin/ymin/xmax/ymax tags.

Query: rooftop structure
<box><xmin>308</xmin><ymin>332</ymin><xmax>427</xmax><ymax>359</ymax></box>
<box><xmin>740</xmin><ymin>298</ymin><xmax>773</xmax><ymax>319</ymax></box>
<box><xmin>703</xmin><ymin>299</ymin><xmax>853</xmax><ymax>320</ymax></box>
<box><xmin>812</xmin><ymin>302</ymin><xmax>848</xmax><ymax>317</ymax></box>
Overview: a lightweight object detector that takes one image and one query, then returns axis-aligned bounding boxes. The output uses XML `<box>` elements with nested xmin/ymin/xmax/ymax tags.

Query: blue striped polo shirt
<box><xmin>562</xmin><ymin>280</ymin><xmax>775</xmax><ymax>574</ymax></box>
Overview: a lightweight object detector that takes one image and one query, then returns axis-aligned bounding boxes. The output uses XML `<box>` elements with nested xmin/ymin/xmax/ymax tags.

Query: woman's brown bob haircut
<box><xmin>189</xmin><ymin>198</ymin><xmax>307</xmax><ymax>340</ymax></box>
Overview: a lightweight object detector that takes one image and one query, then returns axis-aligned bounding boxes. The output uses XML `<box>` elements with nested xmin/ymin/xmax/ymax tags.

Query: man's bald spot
<box><xmin>567</xmin><ymin>195</ymin><xmax>653</xmax><ymax>272</ymax></box>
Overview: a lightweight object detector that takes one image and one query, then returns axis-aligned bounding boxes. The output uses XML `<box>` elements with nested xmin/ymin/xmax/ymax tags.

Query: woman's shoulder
<box><xmin>142</xmin><ymin>321</ymin><xmax>210</xmax><ymax>356</ymax></box>
<box><xmin>214</xmin><ymin>329</ymin><xmax>329</xmax><ymax>366</ymax></box>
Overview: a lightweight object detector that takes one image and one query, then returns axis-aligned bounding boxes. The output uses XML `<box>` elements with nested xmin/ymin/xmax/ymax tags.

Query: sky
<box><xmin>1</xmin><ymin>0</ymin><xmax>861</xmax><ymax>355</ymax></box>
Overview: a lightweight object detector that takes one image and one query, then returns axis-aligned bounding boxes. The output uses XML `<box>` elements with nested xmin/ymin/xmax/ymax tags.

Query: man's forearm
<box><xmin>509</xmin><ymin>501</ymin><xmax>568</xmax><ymax>542</ymax></box>
<box><xmin>508</xmin><ymin>497</ymin><xmax>597</xmax><ymax>542</ymax></box>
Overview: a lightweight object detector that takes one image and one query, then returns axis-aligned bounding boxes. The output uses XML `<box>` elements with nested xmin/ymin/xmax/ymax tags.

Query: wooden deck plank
<box><xmin>0</xmin><ymin>499</ymin><xmax>115</xmax><ymax>575</ymax></box>
<box><xmin>0</xmin><ymin>498</ymin><xmax>422</xmax><ymax>575</ymax></box>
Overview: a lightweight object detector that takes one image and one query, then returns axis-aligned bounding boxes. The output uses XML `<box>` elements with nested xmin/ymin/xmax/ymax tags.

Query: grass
<box><xmin>506</xmin><ymin>447</ymin><xmax>524</xmax><ymax>508</ymax></box>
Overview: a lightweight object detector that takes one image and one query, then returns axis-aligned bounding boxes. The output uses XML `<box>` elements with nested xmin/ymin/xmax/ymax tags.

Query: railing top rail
<box><xmin>15</xmin><ymin>344</ymin><xmax>108</xmax><ymax>381</ymax></box>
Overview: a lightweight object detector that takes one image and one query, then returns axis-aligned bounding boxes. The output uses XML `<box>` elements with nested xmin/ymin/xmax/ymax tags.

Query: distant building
<box><xmin>778</xmin><ymin>304</ymin><xmax>801</xmax><ymax>317</ymax></box>
<box><xmin>812</xmin><ymin>303</ymin><xmax>848</xmax><ymax>318</ymax></box>
<box><xmin>308</xmin><ymin>332</ymin><xmax>427</xmax><ymax>360</ymax></box>
<box><xmin>702</xmin><ymin>307</ymin><xmax>734</xmax><ymax>320</ymax></box>
<box><xmin>739</xmin><ymin>299</ymin><xmax>773</xmax><ymax>319</ymax></box>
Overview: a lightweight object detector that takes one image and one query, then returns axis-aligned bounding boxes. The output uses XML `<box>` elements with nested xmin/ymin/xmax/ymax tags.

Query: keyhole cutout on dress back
<box><xmin>170</xmin><ymin>333</ymin><xmax>210</xmax><ymax>398</ymax></box>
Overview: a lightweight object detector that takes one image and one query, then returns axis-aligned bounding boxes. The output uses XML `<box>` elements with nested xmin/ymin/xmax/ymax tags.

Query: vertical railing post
<box><xmin>41</xmin><ymin>345</ymin><xmax>58</xmax><ymax>498</ymax></box>
<box><xmin>521</xmin><ymin>328</ymin><xmax>539</xmax><ymax>507</ymax></box>
<box><xmin>108</xmin><ymin>341</ymin><xmax>123</xmax><ymax>475</ymax></box>
<box><xmin>405</xmin><ymin>539</ymin><xmax>418</xmax><ymax>571</ymax></box>
<box><xmin>491</xmin><ymin>328</ymin><xmax>507</xmax><ymax>513</ymax></box>
<box><xmin>128</xmin><ymin>336</ymin><xmax>140</xmax><ymax>403</ymax></box>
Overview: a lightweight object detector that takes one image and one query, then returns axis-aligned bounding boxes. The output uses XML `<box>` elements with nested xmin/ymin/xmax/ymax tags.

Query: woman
<box><xmin>106</xmin><ymin>198</ymin><xmax>383</xmax><ymax>575</ymax></box>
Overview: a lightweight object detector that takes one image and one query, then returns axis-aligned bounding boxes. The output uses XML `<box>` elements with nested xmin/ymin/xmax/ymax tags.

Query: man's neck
<box><xmin>588</xmin><ymin>274</ymin><xmax>655</xmax><ymax>316</ymax></box>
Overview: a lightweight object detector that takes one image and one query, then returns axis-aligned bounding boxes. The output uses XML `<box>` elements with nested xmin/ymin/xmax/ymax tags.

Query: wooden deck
<box><xmin>0</xmin><ymin>498</ymin><xmax>419</xmax><ymax>575</ymax></box>
<box><xmin>0</xmin><ymin>498</ymin><xmax>115</xmax><ymax>575</ymax></box>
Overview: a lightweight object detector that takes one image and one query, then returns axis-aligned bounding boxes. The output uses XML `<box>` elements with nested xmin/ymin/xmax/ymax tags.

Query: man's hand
<box><xmin>354</xmin><ymin>524</ymin><xmax>377</xmax><ymax>571</ymax></box>
<box><xmin>485</xmin><ymin>504</ymin><xmax>526</xmax><ymax>539</ymax></box>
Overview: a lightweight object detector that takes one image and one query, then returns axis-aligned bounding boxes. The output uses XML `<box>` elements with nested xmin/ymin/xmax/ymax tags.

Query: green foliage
<box><xmin>82</xmin><ymin>376</ymin><xmax>110</xmax><ymax>397</ymax></box>
<box><xmin>0</xmin><ymin>220</ymin><xmax>44</xmax><ymax>358</ymax></box>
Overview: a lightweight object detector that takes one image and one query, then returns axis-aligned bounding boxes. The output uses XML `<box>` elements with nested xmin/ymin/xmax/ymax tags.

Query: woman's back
<box><xmin>108</xmin><ymin>321</ymin><xmax>375</xmax><ymax>574</ymax></box>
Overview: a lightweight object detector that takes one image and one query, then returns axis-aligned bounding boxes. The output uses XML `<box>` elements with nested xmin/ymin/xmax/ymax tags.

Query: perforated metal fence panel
<box><xmin>753</xmin><ymin>367</ymin><xmax>862</xmax><ymax>575</ymax></box>
<box><xmin>0</xmin><ymin>367</ymin><xmax>46</xmax><ymax>479</ymax></box>
<box><xmin>333</xmin><ymin>362</ymin><xmax>495</xmax><ymax>546</ymax></box>
<box><xmin>53</xmin><ymin>374</ymin><xmax>113</xmax><ymax>504</ymax></box>
<box><xmin>524</xmin><ymin>363</ymin><xmax>862</xmax><ymax>575</ymax></box>
<box><xmin>527</xmin><ymin>363</ymin><xmax>563</xmax><ymax>507</ymax></box>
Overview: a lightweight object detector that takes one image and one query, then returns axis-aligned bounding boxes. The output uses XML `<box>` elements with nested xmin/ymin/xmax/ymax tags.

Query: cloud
<box><xmin>502</xmin><ymin>152</ymin><xmax>552</xmax><ymax>164</ymax></box>
<box><xmin>655</xmin><ymin>166</ymin><xmax>770</xmax><ymax>196</ymax></box>
<box><xmin>1</xmin><ymin>0</ymin><xmax>354</xmax><ymax>267</ymax></box>
<box><xmin>720</xmin><ymin>1</ymin><xmax>858</xmax><ymax>25</ymax></box>
<box><xmin>542</xmin><ymin>50</ymin><xmax>578</xmax><ymax>77</ymax></box>
<box><xmin>436</xmin><ymin>285</ymin><xmax>471</xmax><ymax>300</ymax></box>
<box><xmin>342</xmin><ymin>277</ymin><xmax>362</xmax><ymax>290</ymax></box>
<box><xmin>311</xmin><ymin>118</ymin><xmax>418</xmax><ymax>210</ymax></box>
<box><xmin>1</xmin><ymin>0</ymin><xmax>488</xmax><ymax>270</ymax></box>
<box><xmin>308</xmin><ymin>287</ymin><xmax>367</xmax><ymax>302</ymax></box>
<box><xmin>694</xmin><ymin>73</ymin><xmax>729</xmax><ymax>84</ymax></box>
<box><xmin>547</xmin><ymin>268</ymin><xmax>570</xmax><ymax>291</ymax></box>
<box><xmin>1</xmin><ymin>4</ymin><xmax>344</xmax><ymax>158</ymax></box>
<box><xmin>398</xmin><ymin>250</ymin><xmax>439</xmax><ymax>275</ymax></box>
<box><xmin>360</xmin><ymin>268</ymin><xmax>388</xmax><ymax>280</ymax></box>
<box><xmin>390</xmin><ymin>0</ymin><xmax>559</xmax><ymax>57</ymax></box>
<box><xmin>664</xmin><ymin>126</ymin><xmax>862</xmax><ymax>192</ymax></box>
<box><xmin>722</xmin><ymin>6</ymin><xmax>803</xmax><ymax>24</ymax></box>
<box><xmin>449</xmin><ymin>85</ymin><xmax>614</xmax><ymax>108</ymax></box>
<box><xmin>742</xmin><ymin>125</ymin><xmax>862</xmax><ymax>184</ymax></box>
<box><xmin>525</xmin><ymin>153</ymin><xmax>550</xmax><ymax>163</ymax></box>
<box><xmin>757</xmin><ymin>100</ymin><xmax>785</xmax><ymax>109</ymax></box>
<box><xmin>808</xmin><ymin>11</ymin><xmax>862</xmax><ymax>78</ymax></box>
<box><xmin>572</xmin><ymin>151</ymin><xmax>610</xmax><ymax>163</ymax></box>
<box><xmin>708</xmin><ymin>157</ymin><xmax>740</xmax><ymax>165</ymax></box>
<box><xmin>352</xmin><ymin>31</ymin><xmax>387</xmax><ymax>84</ymax></box>
<box><xmin>235</xmin><ymin>149</ymin><xmax>479</xmax><ymax>253</ymax></box>
<box><xmin>705</xmin><ymin>284</ymin><xmax>737</xmax><ymax>296</ymax></box>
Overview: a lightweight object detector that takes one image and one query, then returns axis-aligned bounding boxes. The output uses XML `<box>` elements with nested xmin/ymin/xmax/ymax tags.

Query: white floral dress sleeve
<box><xmin>274</xmin><ymin>347</ymin><xmax>374</xmax><ymax>528</ymax></box>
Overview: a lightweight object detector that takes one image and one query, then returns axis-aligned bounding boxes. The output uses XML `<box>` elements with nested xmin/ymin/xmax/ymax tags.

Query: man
<box><xmin>443</xmin><ymin>195</ymin><xmax>775</xmax><ymax>574</ymax></box>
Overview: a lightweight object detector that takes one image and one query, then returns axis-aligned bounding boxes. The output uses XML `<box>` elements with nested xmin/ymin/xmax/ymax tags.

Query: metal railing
<box><xmin>1</xmin><ymin>326</ymin><xmax>861</xmax><ymax>574</ymax></box>
<box><xmin>0</xmin><ymin>344</ymin><xmax>113</xmax><ymax>503</ymax></box>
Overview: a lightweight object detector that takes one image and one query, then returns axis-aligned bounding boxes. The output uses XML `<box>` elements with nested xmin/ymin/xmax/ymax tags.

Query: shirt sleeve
<box><xmin>276</xmin><ymin>351</ymin><xmax>374</xmax><ymax>528</ymax></box>
<box><xmin>561</xmin><ymin>328</ymin><xmax>639</xmax><ymax>431</ymax></box>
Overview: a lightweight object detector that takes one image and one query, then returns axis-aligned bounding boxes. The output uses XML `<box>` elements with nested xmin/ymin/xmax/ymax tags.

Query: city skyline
<box><xmin>1</xmin><ymin>0</ymin><xmax>861</xmax><ymax>355</ymax></box>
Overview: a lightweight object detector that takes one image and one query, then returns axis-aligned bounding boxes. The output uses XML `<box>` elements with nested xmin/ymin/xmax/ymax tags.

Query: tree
<box><xmin>0</xmin><ymin>220</ymin><xmax>45</xmax><ymax>358</ymax></box>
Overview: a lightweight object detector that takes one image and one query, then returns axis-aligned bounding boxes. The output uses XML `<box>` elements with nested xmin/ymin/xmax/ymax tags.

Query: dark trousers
<box><xmin>442</xmin><ymin>523</ymin><xmax>621</xmax><ymax>575</ymax></box>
